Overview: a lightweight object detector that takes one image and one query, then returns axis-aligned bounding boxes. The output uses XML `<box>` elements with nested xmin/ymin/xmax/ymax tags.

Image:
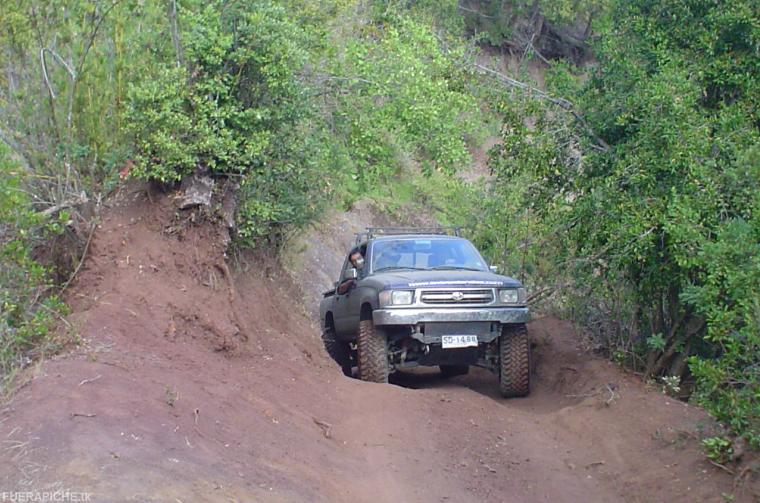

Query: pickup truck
<box><xmin>319</xmin><ymin>228</ymin><xmax>531</xmax><ymax>397</ymax></box>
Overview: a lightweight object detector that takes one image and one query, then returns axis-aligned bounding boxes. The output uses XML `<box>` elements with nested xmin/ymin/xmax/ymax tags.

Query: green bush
<box><xmin>0</xmin><ymin>149</ymin><xmax>67</xmax><ymax>390</ymax></box>
<box><xmin>327</xmin><ymin>15</ymin><xmax>479</xmax><ymax>188</ymax></box>
<box><xmin>686</xmin><ymin>216</ymin><xmax>760</xmax><ymax>448</ymax></box>
<box><xmin>485</xmin><ymin>0</ymin><xmax>760</xmax><ymax>445</ymax></box>
<box><xmin>125</xmin><ymin>2</ymin><xmax>484</xmax><ymax>241</ymax></box>
<box><xmin>125</xmin><ymin>2</ymin><xmax>326</xmax><ymax>242</ymax></box>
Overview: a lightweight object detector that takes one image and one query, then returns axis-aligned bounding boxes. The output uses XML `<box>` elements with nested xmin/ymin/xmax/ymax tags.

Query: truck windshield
<box><xmin>371</xmin><ymin>238</ymin><xmax>488</xmax><ymax>272</ymax></box>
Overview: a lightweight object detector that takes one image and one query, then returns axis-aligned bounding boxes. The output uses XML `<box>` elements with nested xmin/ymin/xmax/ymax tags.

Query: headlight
<box><xmin>379</xmin><ymin>290</ymin><xmax>414</xmax><ymax>306</ymax></box>
<box><xmin>498</xmin><ymin>288</ymin><xmax>526</xmax><ymax>305</ymax></box>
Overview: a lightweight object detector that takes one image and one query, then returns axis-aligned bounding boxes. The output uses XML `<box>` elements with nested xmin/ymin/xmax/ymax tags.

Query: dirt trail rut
<box><xmin>0</xmin><ymin>187</ymin><xmax>756</xmax><ymax>502</ymax></box>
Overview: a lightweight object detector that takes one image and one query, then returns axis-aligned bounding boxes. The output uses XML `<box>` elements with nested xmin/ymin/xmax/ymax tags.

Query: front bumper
<box><xmin>373</xmin><ymin>306</ymin><xmax>529</xmax><ymax>326</ymax></box>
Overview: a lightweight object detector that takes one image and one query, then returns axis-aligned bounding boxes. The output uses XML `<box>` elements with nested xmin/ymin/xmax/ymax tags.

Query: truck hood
<box><xmin>367</xmin><ymin>269</ymin><xmax>522</xmax><ymax>290</ymax></box>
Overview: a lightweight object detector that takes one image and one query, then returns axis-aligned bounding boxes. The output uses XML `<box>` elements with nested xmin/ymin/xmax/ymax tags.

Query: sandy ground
<box><xmin>0</xmin><ymin>185</ymin><xmax>757</xmax><ymax>503</ymax></box>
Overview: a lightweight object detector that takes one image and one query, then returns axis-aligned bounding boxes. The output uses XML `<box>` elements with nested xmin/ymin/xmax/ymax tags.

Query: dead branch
<box><xmin>458</xmin><ymin>4</ymin><xmax>495</xmax><ymax>18</ymax></box>
<box><xmin>734</xmin><ymin>462</ymin><xmax>759</xmax><ymax>490</ymax></box>
<box><xmin>36</xmin><ymin>192</ymin><xmax>88</xmax><ymax>218</ymax></box>
<box><xmin>565</xmin><ymin>389</ymin><xmax>600</xmax><ymax>398</ymax></box>
<box><xmin>169</xmin><ymin>0</ymin><xmax>184</xmax><ymax>67</ymax></box>
<box><xmin>312</xmin><ymin>417</ymin><xmax>332</xmax><ymax>438</ymax></box>
<box><xmin>39</xmin><ymin>48</ymin><xmax>57</xmax><ymax>100</ymax></box>
<box><xmin>59</xmin><ymin>219</ymin><xmax>97</xmax><ymax>293</ymax></box>
<box><xmin>604</xmin><ymin>384</ymin><xmax>618</xmax><ymax>406</ymax></box>
<box><xmin>78</xmin><ymin>375</ymin><xmax>102</xmax><ymax>386</ymax></box>
<box><xmin>217</xmin><ymin>260</ymin><xmax>248</xmax><ymax>342</ymax></box>
<box><xmin>708</xmin><ymin>459</ymin><xmax>735</xmax><ymax>475</ymax></box>
<box><xmin>527</xmin><ymin>283</ymin><xmax>572</xmax><ymax>305</ymax></box>
<box><xmin>473</xmin><ymin>63</ymin><xmax>610</xmax><ymax>152</ymax></box>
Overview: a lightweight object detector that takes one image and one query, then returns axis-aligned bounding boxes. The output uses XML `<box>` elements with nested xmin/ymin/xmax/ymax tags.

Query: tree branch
<box><xmin>473</xmin><ymin>63</ymin><xmax>610</xmax><ymax>152</ymax></box>
<box><xmin>169</xmin><ymin>0</ymin><xmax>184</xmax><ymax>68</ymax></box>
<box><xmin>458</xmin><ymin>4</ymin><xmax>495</xmax><ymax>19</ymax></box>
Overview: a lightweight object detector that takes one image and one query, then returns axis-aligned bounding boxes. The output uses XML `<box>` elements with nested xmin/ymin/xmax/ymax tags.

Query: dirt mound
<box><xmin>0</xmin><ymin>186</ymin><xmax>756</xmax><ymax>502</ymax></box>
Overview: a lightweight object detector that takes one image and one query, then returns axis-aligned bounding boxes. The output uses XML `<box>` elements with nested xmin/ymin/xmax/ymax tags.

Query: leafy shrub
<box><xmin>327</xmin><ymin>15</ymin><xmax>478</xmax><ymax>187</ymax></box>
<box><xmin>485</xmin><ymin>0</ymin><xmax>760</xmax><ymax>446</ymax></box>
<box><xmin>0</xmin><ymin>148</ymin><xmax>67</xmax><ymax>390</ymax></box>
<box><xmin>125</xmin><ymin>1</ymin><xmax>325</xmax><ymax>242</ymax></box>
<box><xmin>686</xmin><ymin>217</ymin><xmax>760</xmax><ymax>448</ymax></box>
<box><xmin>126</xmin><ymin>67</ymin><xmax>196</xmax><ymax>182</ymax></box>
<box><xmin>702</xmin><ymin>436</ymin><xmax>733</xmax><ymax>465</ymax></box>
<box><xmin>125</xmin><ymin>2</ymin><xmax>484</xmax><ymax>241</ymax></box>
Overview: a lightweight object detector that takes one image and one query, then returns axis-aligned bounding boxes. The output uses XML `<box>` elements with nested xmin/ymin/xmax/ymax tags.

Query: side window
<box><xmin>340</xmin><ymin>257</ymin><xmax>354</xmax><ymax>280</ymax></box>
<box><xmin>355</xmin><ymin>244</ymin><xmax>367</xmax><ymax>278</ymax></box>
<box><xmin>341</xmin><ymin>244</ymin><xmax>367</xmax><ymax>280</ymax></box>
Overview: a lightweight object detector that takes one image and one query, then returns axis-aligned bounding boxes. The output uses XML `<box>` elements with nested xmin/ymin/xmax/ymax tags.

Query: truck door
<box><xmin>333</xmin><ymin>245</ymin><xmax>367</xmax><ymax>337</ymax></box>
<box><xmin>332</xmin><ymin>257</ymin><xmax>354</xmax><ymax>336</ymax></box>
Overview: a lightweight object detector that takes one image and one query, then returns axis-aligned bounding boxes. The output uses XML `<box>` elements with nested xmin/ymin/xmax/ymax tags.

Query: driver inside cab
<box><xmin>336</xmin><ymin>249</ymin><xmax>364</xmax><ymax>294</ymax></box>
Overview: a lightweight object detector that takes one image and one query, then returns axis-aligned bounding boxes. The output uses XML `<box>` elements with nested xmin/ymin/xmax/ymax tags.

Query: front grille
<box><xmin>420</xmin><ymin>289</ymin><xmax>494</xmax><ymax>305</ymax></box>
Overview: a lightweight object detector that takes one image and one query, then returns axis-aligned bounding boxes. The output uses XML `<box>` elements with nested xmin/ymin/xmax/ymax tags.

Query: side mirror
<box><xmin>343</xmin><ymin>267</ymin><xmax>358</xmax><ymax>281</ymax></box>
<box><xmin>489</xmin><ymin>265</ymin><xmax>499</xmax><ymax>273</ymax></box>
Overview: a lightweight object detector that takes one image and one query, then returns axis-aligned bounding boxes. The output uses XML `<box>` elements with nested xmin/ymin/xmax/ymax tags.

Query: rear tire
<box><xmin>321</xmin><ymin>325</ymin><xmax>352</xmax><ymax>377</ymax></box>
<box><xmin>357</xmin><ymin>318</ymin><xmax>389</xmax><ymax>383</ymax></box>
<box><xmin>440</xmin><ymin>365</ymin><xmax>469</xmax><ymax>378</ymax></box>
<box><xmin>499</xmin><ymin>323</ymin><xmax>530</xmax><ymax>397</ymax></box>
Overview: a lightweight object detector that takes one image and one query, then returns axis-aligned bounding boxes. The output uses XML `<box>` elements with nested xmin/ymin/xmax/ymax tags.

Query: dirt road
<box><xmin>0</xmin><ymin>187</ymin><xmax>755</xmax><ymax>502</ymax></box>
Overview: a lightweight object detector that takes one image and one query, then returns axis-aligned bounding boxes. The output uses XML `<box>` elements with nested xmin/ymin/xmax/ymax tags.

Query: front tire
<box><xmin>357</xmin><ymin>318</ymin><xmax>389</xmax><ymax>383</ymax></box>
<box><xmin>499</xmin><ymin>323</ymin><xmax>531</xmax><ymax>397</ymax></box>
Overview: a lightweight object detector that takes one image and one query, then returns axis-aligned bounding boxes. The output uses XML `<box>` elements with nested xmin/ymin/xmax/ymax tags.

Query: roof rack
<box><xmin>355</xmin><ymin>226</ymin><xmax>462</xmax><ymax>245</ymax></box>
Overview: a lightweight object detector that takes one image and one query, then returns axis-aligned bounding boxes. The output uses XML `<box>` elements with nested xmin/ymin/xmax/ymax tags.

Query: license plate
<box><xmin>441</xmin><ymin>335</ymin><xmax>478</xmax><ymax>349</ymax></box>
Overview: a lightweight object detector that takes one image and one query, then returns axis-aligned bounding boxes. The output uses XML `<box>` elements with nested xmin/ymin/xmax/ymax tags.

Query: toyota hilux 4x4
<box><xmin>319</xmin><ymin>227</ymin><xmax>530</xmax><ymax>397</ymax></box>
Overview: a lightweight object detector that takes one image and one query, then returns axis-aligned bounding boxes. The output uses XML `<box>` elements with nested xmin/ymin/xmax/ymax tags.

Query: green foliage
<box><xmin>327</xmin><ymin>15</ymin><xmax>478</xmax><ymax>190</ymax></box>
<box><xmin>474</xmin><ymin>92</ymin><xmax>576</xmax><ymax>295</ymax></box>
<box><xmin>125</xmin><ymin>2</ymin><xmax>324</xmax><ymax>241</ymax></box>
<box><xmin>686</xmin><ymin>217</ymin><xmax>760</xmax><ymax>447</ymax></box>
<box><xmin>575</xmin><ymin>0</ymin><xmax>759</xmax><ymax>445</ymax></box>
<box><xmin>487</xmin><ymin>0</ymin><xmax>759</xmax><ymax>444</ymax></box>
<box><xmin>0</xmin><ymin>0</ymin><xmax>174</xmax><ymax>201</ymax></box>
<box><xmin>455</xmin><ymin>1</ymin><xmax>605</xmax><ymax>48</ymax></box>
<box><xmin>124</xmin><ymin>1</ymin><xmax>484</xmax><ymax>240</ymax></box>
<box><xmin>0</xmin><ymin>148</ymin><xmax>67</xmax><ymax>390</ymax></box>
<box><xmin>702</xmin><ymin>436</ymin><xmax>733</xmax><ymax>464</ymax></box>
<box><xmin>126</xmin><ymin>67</ymin><xmax>196</xmax><ymax>182</ymax></box>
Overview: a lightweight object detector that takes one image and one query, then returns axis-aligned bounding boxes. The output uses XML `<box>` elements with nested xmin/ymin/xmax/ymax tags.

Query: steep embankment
<box><xmin>0</xmin><ymin>186</ymin><xmax>755</xmax><ymax>502</ymax></box>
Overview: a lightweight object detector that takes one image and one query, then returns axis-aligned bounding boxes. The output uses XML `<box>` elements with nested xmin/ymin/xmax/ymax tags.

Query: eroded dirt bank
<box><xmin>0</xmin><ymin>186</ymin><xmax>756</xmax><ymax>502</ymax></box>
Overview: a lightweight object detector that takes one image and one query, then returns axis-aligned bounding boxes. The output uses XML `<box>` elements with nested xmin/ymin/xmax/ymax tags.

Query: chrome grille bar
<box><xmin>420</xmin><ymin>289</ymin><xmax>494</xmax><ymax>305</ymax></box>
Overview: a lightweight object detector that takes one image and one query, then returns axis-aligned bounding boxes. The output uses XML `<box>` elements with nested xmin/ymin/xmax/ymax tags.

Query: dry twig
<box><xmin>78</xmin><ymin>375</ymin><xmax>102</xmax><ymax>386</ymax></box>
<box><xmin>473</xmin><ymin>63</ymin><xmax>610</xmax><ymax>153</ymax></box>
<box><xmin>60</xmin><ymin>220</ymin><xmax>97</xmax><ymax>293</ymax></box>
<box><xmin>312</xmin><ymin>418</ymin><xmax>332</xmax><ymax>438</ymax></box>
<box><xmin>604</xmin><ymin>384</ymin><xmax>618</xmax><ymax>406</ymax></box>
<box><xmin>708</xmin><ymin>459</ymin><xmax>735</xmax><ymax>475</ymax></box>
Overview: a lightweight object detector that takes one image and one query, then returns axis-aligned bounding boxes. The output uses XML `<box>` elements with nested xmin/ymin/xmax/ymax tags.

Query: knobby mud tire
<box><xmin>439</xmin><ymin>365</ymin><xmax>470</xmax><ymax>378</ymax></box>
<box><xmin>321</xmin><ymin>327</ymin><xmax>352</xmax><ymax>377</ymax></box>
<box><xmin>357</xmin><ymin>318</ymin><xmax>389</xmax><ymax>383</ymax></box>
<box><xmin>499</xmin><ymin>323</ymin><xmax>531</xmax><ymax>397</ymax></box>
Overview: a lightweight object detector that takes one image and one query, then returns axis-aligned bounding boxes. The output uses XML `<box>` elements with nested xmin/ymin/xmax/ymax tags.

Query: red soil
<box><xmin>0</xmin><ymin>185</ymin><xmax>756</xmax><ymax>502</ymax></box>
